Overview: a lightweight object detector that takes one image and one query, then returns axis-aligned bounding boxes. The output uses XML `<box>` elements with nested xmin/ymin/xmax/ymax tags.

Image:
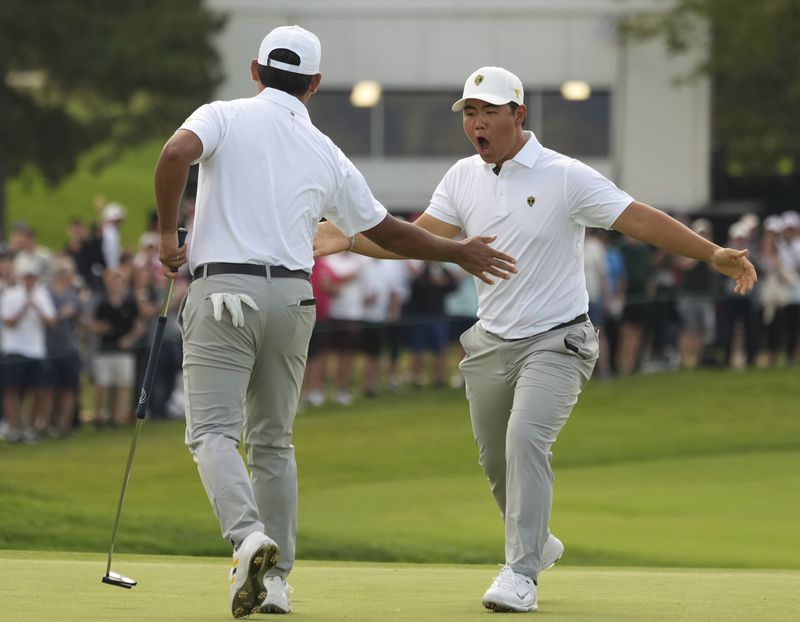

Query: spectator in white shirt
<box><xmin>326</xmin><ymin>252</ymin><xmax>368</xmax><ymax>405</ymax></box>
<box><xmin>101</xmin><ymin>202</ymin><xmax>126</xmax><ymax>269</ymax></box>
<box><xmin>1</xmin><ymin>256</ymin><xmax>56</xmax><ymax>443</ymax></box>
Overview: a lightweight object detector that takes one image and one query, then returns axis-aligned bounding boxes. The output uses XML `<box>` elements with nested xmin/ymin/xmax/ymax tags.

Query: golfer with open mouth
<box><xmin>154</xmin><ymin>29</ymin><xmax>517</xmax><ymax>618</ymax></box>
<box><xmin>315</xmin><ymin>66</ymin><xmax>757</xmax><ymax>613</ymax></box>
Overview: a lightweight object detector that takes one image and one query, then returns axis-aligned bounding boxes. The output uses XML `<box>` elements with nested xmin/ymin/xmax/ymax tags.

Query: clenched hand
<box><xmin>159</xmin><ymin>230</ymin><xmax>188</xmax><ymax>278</ymax></box>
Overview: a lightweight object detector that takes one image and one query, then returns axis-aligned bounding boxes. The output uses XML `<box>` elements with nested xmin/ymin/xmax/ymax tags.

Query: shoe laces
<box><xmin>265</xmin><ymin>576</ymin><xmax>293</xmax><ymax>595</ymax></box>
<box><xmin>493</xmin><ymin>565</ymin><xmax>531</xmax><ymax>591</ymax></box>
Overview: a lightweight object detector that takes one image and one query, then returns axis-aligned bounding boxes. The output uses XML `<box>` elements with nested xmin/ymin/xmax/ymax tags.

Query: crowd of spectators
<box><xmin>0</xmin><ymin>199</ymin><xmax>188</xmax><ymax>444</ymax></box>
<box><xmin>584</xmin><ymin>211</ymin><xmax>800</xmax><ymax>377</ymax></box>
<box><xmin>1</xmin><ymin>203</ymin><xmax>798</xmax><ymax>441</ymax></box>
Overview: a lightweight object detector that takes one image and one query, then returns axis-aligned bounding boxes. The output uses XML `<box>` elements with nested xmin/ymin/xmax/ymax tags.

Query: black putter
<box><xmin>102</xmin><ymin>227</ymin><xmax>187</xmax><ymax>589</ymax></box>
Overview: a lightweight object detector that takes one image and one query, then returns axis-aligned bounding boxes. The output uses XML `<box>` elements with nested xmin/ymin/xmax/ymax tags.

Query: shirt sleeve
<box><xmin>566</xmin><ymin>160</ymin><xmax>634</xmax><ymax>230</ymax></box>
<box><xmin>0</xmin><ymin>290</ymin><xmax>21</xmax><ymax>319</ymax></box>
<box><xmin>323</xmin><ymin>149</ymin><xmax>388</xmax><ymax>237</ymax></box>
<box><xmin>179</xmin><ymin>102</ymin><xmax>226</xmax><ymax>163</ymax></box>
<box><xmin>34</xmin><ymin>288</ymin><xmax>57</xmax><ymax>320</ymax></box>
<box><xmin>424</xmin><ymin>164</ymin><xmax>463</xmax><ymax>228</ymax></box>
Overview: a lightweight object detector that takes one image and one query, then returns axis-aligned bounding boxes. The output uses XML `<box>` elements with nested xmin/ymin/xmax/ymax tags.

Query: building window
<box><xmin>306</xmin><ymin>92</ymin><xmax>371</xmax><ymax>156</ymax></box>
<box><xmin>306</xmin><ymin>89</ymin><xmax>611</xmax><ymax>159</ymax></box>
<box><xmin>539</xmin><ymin>91</ymin><xmax>610</xmax><ymax>157</ymax></box>
<box><xmin>383</xmin><ymin>92</ymin><xmax>473</xmax><ymax>157</ymax></box>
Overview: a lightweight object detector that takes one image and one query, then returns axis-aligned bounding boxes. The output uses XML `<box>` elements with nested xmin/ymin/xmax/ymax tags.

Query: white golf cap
<box><xmin>258</xmin><ymin>25</ymin><xmax>321</xmax><ymax>75</ymax></box>
<box><xmin>452</xmin><ymin>67</ymin><xmax>524</xmax><ymax>112</ymax></box>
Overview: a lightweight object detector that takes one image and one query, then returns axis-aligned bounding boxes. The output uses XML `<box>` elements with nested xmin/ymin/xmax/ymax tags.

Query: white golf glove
<box><xmin>208</xmin><ymin>293</ymin><xmax>259</xmax><ymax>328</ymax></box>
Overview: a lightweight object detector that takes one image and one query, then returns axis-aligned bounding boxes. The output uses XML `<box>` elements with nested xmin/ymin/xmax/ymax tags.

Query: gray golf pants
<box><xmin>180</xmin><ymin>273</ymin><xmax>315</xmax><ymax>577</ymax></box>
<box><xmin>459</xmin><ymin>319</ymin><xmax>598</xmax><ymax>580</ymax></box>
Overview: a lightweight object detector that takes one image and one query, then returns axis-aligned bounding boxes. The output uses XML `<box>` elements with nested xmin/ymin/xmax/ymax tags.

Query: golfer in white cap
<box><xmin>155</xmin><ymin>30</ymin><xmax>516</xmax><ymax>618</ymax></box>
<box><xmin>316</xmin><ymin>65</ymin><xmax>757</xmax><ymax>613</ymax></box>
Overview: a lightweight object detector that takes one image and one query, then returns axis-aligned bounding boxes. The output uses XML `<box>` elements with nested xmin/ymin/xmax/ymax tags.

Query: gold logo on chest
<box><xmin>527</xmin><ymin>195</ymin><xmax>536</xmax><ymax>206</ymax></box>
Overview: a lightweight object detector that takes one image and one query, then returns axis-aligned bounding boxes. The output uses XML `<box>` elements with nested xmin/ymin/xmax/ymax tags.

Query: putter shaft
<box><xmin>104</xmin><ymin>228</ymin><xmax>185</xmax><ymax>586</ymax></box>
<box><xmin>105</xmin><ymin>417</ymin><xmax>145</xmax><ymax>578</ymax></box>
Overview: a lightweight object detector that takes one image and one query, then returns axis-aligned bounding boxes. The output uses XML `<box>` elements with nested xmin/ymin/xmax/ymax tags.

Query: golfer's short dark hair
<box><xmin>257</xmin><ymin>49</ymin><xmax>313</xmax><ymax>96</ymax></box>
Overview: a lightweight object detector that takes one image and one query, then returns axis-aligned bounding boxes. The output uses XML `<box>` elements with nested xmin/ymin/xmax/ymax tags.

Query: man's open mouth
<box><xmin>477</xmin><ymin>137</ymin><xmax>490</xmax><ymax>150</ymax></box>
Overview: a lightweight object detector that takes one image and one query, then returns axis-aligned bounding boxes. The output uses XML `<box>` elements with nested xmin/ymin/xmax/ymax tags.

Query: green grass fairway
<box><xmin>0</xmin><ymin>551</ymin><xmax>798</xmax><ymax>622</ymax></box>
<box><xmin>1</xmin><ymin>369</ymin><xmax>798</xmax><ymax>570</ymax></box>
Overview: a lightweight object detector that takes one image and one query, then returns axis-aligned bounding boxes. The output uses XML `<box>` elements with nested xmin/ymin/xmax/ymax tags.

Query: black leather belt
<box><xmin>495</xmin><ymin>313</ymin><xmax>590</xmax><ymax>341</ymax></box>
<box><xmin>548</xmin><ymin>313</ymin><xmax>589</xmax><ymax>332</ymax></box>
<box><xmin>191</xmin><ymin>263</ymin><xmax>310</xmax><ymax>281</ymax></box>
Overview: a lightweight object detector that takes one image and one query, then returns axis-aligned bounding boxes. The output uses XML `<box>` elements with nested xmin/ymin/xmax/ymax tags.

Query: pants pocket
<box><xmin>563</xmin><ymin>325</ymin><xmax>599</xmax><ymax>360</ymax></box>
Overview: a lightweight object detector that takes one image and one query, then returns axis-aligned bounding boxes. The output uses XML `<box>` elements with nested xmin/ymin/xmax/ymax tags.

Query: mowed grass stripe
<box><xmin>1</xmin><ymin>551</ymin><xmax>798</xmax><ymax>622</ymax></box>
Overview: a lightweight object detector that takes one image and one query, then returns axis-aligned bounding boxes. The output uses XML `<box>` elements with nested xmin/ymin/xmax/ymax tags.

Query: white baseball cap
<box><xmin>452</xmin><ymin>67</ymin><xmax>524</xmax><ymax>112</ymax></box>
<box><xmin>782</xmin><ymin>210</ymin><xmax>800</xmax><ymax>229</ymax></box>
<box><xmin>690</xmin><ymin>218</ymin><xmax>712</xmax><ymax>235</ymax></box>
<box><xmin>138</xmin><ymin>232</ymin><xmax>158</xmax><ymax>249</ymax></box>
<box><xmin>102</xmin><ymin>202</ymin><xmax>126</xmax><ymax>222</ymax></box>
<box><xmin>763</xmin><ymin>215</ymin><xmax>784</xmax><ymax>233</ymax></box>
<box><xmin>728</xmin><ymin>222</ymin><xmax>748</xmax><ymax>240</ymax></box>
<box><xmin>258</xmin><ymin>25</ymin><xmax>321</xmax><ymax>75</ymax></box>
<box><xmin>14</xmin><ymin>254</ymin><xmax>40</xmax><ymax>278</ymax></box>
<box><xmin>739</xmin><ymin>212</ymin><xmax>760</xmax><ymax>230</ymax></box>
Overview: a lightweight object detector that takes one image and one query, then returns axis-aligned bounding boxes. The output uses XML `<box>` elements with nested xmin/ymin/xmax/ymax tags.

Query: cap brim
<box><xmin>451</xmin><ymin>94</ymin><xmax>514</xmax><ymax>112</ymax></box>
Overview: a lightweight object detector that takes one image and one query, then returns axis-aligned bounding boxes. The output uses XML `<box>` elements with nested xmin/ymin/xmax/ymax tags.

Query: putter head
<box><xmin>102</xmin><ymin>571</ymin><xmax>137</xmax><ymax>589</ymax></box>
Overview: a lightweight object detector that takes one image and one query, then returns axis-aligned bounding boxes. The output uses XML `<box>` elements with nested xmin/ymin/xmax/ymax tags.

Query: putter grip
<box><xmin>173</xmin><ymin>227</ymin><xmax>188</xmax><ymax>271</ymax></box>
<box><xmin>135</xmin><ymin>228</ymin><xmax>188</xmax><ymax>419</ymax></box>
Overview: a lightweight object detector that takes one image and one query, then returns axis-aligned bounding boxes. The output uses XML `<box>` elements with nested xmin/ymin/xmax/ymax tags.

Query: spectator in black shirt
<box><xmin>405</xmin><ymin>261</ymin><xmax>457</xmax><ymax>388</ymax></box>
<box><xmin>64</xmin><ymin>218</ymin><xmax>105</xmax><ymax>295</ymax></box>
<box><xmin>675</xmin><ymin>219</ymin><xmax>718</xmax><ymax>368</ymax></box>
<box><xmin>89</xmin><ymin>268</ymin><xmax>144</xmax><ymax>426</ymax></box>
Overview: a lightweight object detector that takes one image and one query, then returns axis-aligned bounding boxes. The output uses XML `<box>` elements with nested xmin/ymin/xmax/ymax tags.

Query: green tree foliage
<box><xmin>0</xmin><ymin>0</ymin><xmax>226</xmax><ymax>184</ymax></box>
<box><xmin>623</xmin><ymin>0</ymin><xmax>800</xmax><ymax>178</ymax></box>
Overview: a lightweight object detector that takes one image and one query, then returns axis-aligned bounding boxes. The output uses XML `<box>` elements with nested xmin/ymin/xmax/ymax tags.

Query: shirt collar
<box><xmin>473</xmin><ymin>131</ymin><xmax>543</xmax><ymax>170</ymax></box>
<box><xmin>258</xmin><ymin>88</ymin><xmax>311</xmax><ymax>121</ymax></box>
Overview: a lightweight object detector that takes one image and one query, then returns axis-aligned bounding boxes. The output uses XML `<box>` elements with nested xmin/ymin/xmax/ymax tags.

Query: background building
<box><xmin>208</xmin><ymin>0</ymin><xmax>710</xmax><ymax>213</ymax></box>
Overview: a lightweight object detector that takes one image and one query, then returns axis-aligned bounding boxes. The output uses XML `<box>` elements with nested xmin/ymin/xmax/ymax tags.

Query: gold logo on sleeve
<box><xmin>527</xmin><ymin>195</ymin><xmax>536</xmax><ymax>206</ymax></box>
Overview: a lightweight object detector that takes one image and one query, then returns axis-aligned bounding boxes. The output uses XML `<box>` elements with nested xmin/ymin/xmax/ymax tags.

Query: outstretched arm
<box><xmin>612</xmin><ymin>201</ymin><xmax>757</xmax><ymax>294</ymax></box>
<box><xmin>314</xmin><ymin>213</ymin><xmax>516</xmax><ymax>285</ymax></box>
<box><xmin>314</xmin><ymin>213</ymin><xmax>461</xmax><ymax>259</ymax></box>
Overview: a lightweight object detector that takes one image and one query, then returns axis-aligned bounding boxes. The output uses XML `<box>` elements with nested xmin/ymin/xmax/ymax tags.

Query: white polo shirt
<box><xmin>180</xmin><ymin>88</ymin><xmax>387</xmax><ymax>272</ymax></box>
<box><xmin>426</xmin><ymin>132</ymin><xmax>633</xmax><ymax>339</ymax></box>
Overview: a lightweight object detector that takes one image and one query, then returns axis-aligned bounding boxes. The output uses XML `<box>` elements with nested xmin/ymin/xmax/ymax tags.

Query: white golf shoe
<box><xmin>258</xmin><ymin>575</ymin><xmax>293</xmax><ymax>614</ymax></box>
<box><xmin>480</xmin><ymin>534</ymin><xmax>563</xmax><ymax>613</ymax></box>
<box><xmin>540</xmin><ymin>533</ymin><xmax>564</xmax><ymax>571</ymax></box>
<box><xmin>482</xmin><ymin>565</ymin><xmax>537</xmax><ymax>613</ymax></box>
<box><xmin>229</xmin><ymin>532</ymin><xmax>280</xmax><ymax>619</ymax></box>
